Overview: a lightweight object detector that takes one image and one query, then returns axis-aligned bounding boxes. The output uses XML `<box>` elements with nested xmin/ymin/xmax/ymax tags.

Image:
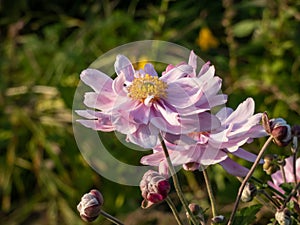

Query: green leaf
<box><xmin>233</xmin><ymin>20</ymin><xmax>259</xmax><ymax>38</ymax></box>
<box><xmin>232</xmin><ymin>204</ymin><xmax>262</xmax><ymax>225</ymax></box>
<box><xmin>280</xmin><ymin>183</ymin><xmax>294</xmax><ymax>194</ymax></box>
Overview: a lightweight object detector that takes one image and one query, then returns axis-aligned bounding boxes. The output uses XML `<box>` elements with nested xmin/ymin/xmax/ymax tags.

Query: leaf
<box><xmin>279</xmin><ymin>183</ymin><xmax>294</xmax><ymax>194</ymax></box>
<box><xmin>233</xmin><ymin>20</ymin><xmax>259</xmax><ymax>38</ymax></box>
<box><xmin>232</xmin><ymin>204</ymin><xmax>262</xmax><ymax>225</ymax></box>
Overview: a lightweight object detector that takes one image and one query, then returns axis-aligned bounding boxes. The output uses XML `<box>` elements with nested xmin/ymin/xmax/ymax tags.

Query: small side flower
<box><xmin>262</xmin><ymin>112</ymin><xmax>292</xmax><ymax>147</ymax></box>
<box><xmin>140</xmin><ymin>170</ymin><xmax>170</xmax><ymax>209</ymax></box>
<box><xmin>77</xmin><ymin>189</ymin><xmax>104</xmax><ymax>222</ymax></box>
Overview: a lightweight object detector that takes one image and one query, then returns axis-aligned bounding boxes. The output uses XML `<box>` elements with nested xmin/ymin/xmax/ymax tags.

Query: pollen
<box><xmin>127</xmin><ymin>74</ymin><xmax>167</xmax><ymax>102</ymax></box>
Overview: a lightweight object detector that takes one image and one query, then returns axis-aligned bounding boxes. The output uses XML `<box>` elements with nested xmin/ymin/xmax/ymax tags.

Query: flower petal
<box><xmin>144</xmin><ymin>63</ymin><xmax>158</xmax><ymax>77</ymax></box>
<box><xmin>114</xmin><ymin>55</ymin><xmax>135</xmax><ymax>82</ymax></box>
<box><xmin>83</xmin><ymin>92</ymin><xmax>115</xmax><ymax>111</ymax></box>
<box><xmin>127</xmin><ymin>124</ymin><xmax>159</xmax><ymax>149</ymax></box>
<box><xmin>224</xmin><ymin>98</ymin><xmax>255</xmax><ymax>124</ymax></box>
<box><xmin>160</xmin><ymin>64</ymin><xmax>193</xmax><ymax>82</ymax></box>
<box><xmin>230</xmin><ymin>148</ymin><xmax>259</xmax><ymax>162</ymax></box>
<box><xmin>80</xmin><ymin>69</ymin><xmax>113</xmax><ymax>93</ymax></box>
<box><xmin>219</xmin><ymin>157</ymin><xmax>249</xmax><ymax>177</ymax></box>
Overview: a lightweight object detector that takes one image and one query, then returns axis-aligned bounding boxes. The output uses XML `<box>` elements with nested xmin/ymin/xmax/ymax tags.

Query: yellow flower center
<box><xmin>127</xmin><ymin>74</ymin><xmax>167</xmax><ymax>102</ymax></box>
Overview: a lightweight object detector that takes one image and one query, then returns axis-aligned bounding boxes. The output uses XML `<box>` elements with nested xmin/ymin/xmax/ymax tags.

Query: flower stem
<box><xmin>202</xmin><ymin>166</ymin><xmax>218</xmax><ymax>218</ymax></box>
<box><xmin>250</xmin><ymin>176</ymin><xmax>287</xmax><ymax>199</ymax></box>
<box><xmin>166</xmin><ymin>196</ymin><xmax>185</xmax><ymax>225</ymax></box>
<box><xmin>281</xmin><ymin>181</ymin><xmax>300</xmax><ymax>210</ymax></box>
<box><xmin>259</xmin><ymin>189</ymin><xmax>281</xmax><ymax>209</ymax></box>
<box><xmin>292</xmin><ymin>150</ymin><xmax>298</xmax><ymax>185</ymax></box>
<box><xmin>158</xmin><ymin>133</ymin><xmax>199</xmax><ymax>225</ymax></box>
<box><xmin>100</xmin><ymin>210</ymin><xmax>124</xmax><ymax>225</ymax></box>
<box><xmin>280</xmin><ymin>164</ymin><xmax>287</xmax><ymax>184</ymax></box>
<box><xmin>227</xmin><ymin>136</ymin><xmax>274</xmax><ymax>225</ymax></box>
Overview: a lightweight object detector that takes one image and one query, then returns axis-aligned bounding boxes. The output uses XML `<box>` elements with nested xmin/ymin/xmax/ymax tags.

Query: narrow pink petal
<box><xmin>188</xmin><ymin>50</ymin><xmax>197</xmax><ymax>75</ymax></box>
<box><xmin>198</xmin><ymin>146</ymin><xmax>227</xmax><ymax>165</ymax></box>
<box><xmin>126</xmin><ymin>124</ymin><xmax>159</xmax><ymax>149</ymax></box>
<box><xmin>160</xmin><ymin>64</ymin><xmax>193</xmax><ymax>82</ymax></box>
<box><xmin>198</xmin><ymin>62</ymin><xmax>213</xmax><ymax>78</ymax></box>
<box><xmin>114</xmin><ymin>55</ymin><xmax>135</xmax><ymax>82</ymax></box>
<box><xmin>144</xmin><ymin>63</ymin><xmax>158</xmax><ymax>77</ymax></box>
<box><xmin>76</xmin><ymin>109</ymin><xmax>97</xmax><ymax>119</ymax></box>
<box><xmin>230</xmin><ymin>148</ymin><xmax>259</xmax><ymax>162</ymax></box>
<box><xmin>129</xmin><ymin>102</ymin><xmax>150</xmax><ymax>124</ymax></box>
<box><xmin>80</xmin><ymin>69</ymin><xmax>113</xmax><ymax>93</ymax></box>
<box><xmin>219</xmin><ymin>157</ymin><xmax>249</xmax><ymax>177</ymax></box>
<box><xmin>141</xmin><ymin>152</ymin><xmax>165</xmax><ymax>166</ymax></box>
<box><xmin>83</xmin><ymin>92</ymin><xmax>116</xmax><ymax>111</ymax></box>
<box><xmin>224</xmin><ymin>98</ymin><xmax>255</xmax><ymax>124</ymax></box>
<box><xmin>216</xmin><ymin>107</ymin><xmax>234</xmax><ymax>122</ymax></box>
<box><xmin>112</xmin><ymin>71</ymin><xmax>127</xmax><ymax>96</ymax></box>
<box><xmin>77</xmin><ymin>119</ymin><xmax>114</xmax><ymax>132</ymax></box>
<box><xmin>153</xmin><ymin>102</ymin><xmax>180</xmax><ymax>126</ymax></box>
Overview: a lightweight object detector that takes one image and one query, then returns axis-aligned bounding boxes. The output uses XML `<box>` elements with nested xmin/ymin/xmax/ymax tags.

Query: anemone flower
<box><xmin>141</xmin><ymin>98</ymin><xmax>267</xmax><ymax>177</ymax></box>
<box><xmin>76</xmin><ymin>52</ymin><xmax>223</xmax><ymax>148</ymax></box>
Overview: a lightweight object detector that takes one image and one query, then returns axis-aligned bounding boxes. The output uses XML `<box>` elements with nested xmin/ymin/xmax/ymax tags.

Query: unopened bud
<box><xmin>183</xmin><ymin>162</ymin><xmax>200</xmax><ymax>171</ymax></box>
<box><xmin>270</xmin><ymin>118</ymin><xmax>292</xmax><ymax>147</ymax></box>
<box><xmin>263</xmin><ymin>154</ymin><xmax>279</xmax><ymax>175</ymax></box>
<box><xmin>212</xmin><ymin>215</ymin><xmax>225</xmax><ymax>224</ymax></box>
<box><xmin>275</xmin><ymin>208</ymin><xmax>291</xmax><ymax>225</ymax></box>
<box><xmin>241</xmin><ymin>182</ymin><xmax>257</xmax><ymax>202</ymax></box>
<box><xmin>77</xmin><ymin>189</ymin><xmax>104</xmax><ymax>222</ymax></box>
<box><xmin>262</xmin><ymin>112</ymin><xmax>271</xmax><ymax>134</ymax></box>
<box><xmin>140</xmin><ymin>170</ymin><xmax>170</xmax><ymax>209</ymax></box>
<box><xmin>187</xmin><ymin>203</ymin><xmax>205</xmax><ymax>222</ymax></box>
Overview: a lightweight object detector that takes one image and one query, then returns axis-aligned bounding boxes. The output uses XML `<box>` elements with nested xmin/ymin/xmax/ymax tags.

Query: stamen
<box><xmin>127</xmin><ymin>74</ymin><xmax>167</xmax><ymax>103</ymax></box>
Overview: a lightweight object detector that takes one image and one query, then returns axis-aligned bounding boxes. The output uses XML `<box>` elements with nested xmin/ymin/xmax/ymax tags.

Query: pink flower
<box><xmin>270</xmin><ymin>156</ymin><xmax>300</xmax><ymax>194</ymax></box>
<box><xmin>76</xmin><ymin>52</ymin><xmax>223</xmax><ymax>148</ymax></box>
<box><xmin>141</xmin><ymin>98</ymin><xmax>267</xmax><ymax>177</ymax></box>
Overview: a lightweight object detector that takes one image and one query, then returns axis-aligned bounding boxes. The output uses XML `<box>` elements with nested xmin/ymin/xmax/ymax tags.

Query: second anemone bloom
<box><xmin>141</xmin><ymin>98</ymin><xmax>267</xmax><ymax>177</ymax></box>
<box><xmin>76</xmin><ymin>53</ymin><xmax>222</xmax><ymax>148</ymax></box>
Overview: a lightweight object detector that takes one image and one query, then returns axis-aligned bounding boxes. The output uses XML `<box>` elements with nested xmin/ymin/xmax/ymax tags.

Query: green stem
<box><xmin>166</xmin><ymin>196</ymin><xmax>185</xmax><ymax>225</ymax></box>
<box><xmin>250</xmin><ymin>176</ymin><xmax>286</xmax><ymax>199</ymax></box>
<box><xmin>292</xmin><ymin>151</ymin><xmax>298</xmax><ymax>185</ymax></box>
<box><xmin>259</xmin><ymin>189</ymin><xmax>281</xmax><ymax>209</ymax></box>
<box><xmin>158</xmin><ymin>133</ymin><xmax>199</xmax><ymax>225</ymax></box>
<box><xmin>281</xmin><ymin>182</ymin><xmax>300</xmax><ymax>210</ymax></box>
<box><xmin>100</xmin><ymin>210</ymin><xmax>124</xmax><ymax>225</ymax></box>
<box><xmin>227</xmin><ymin>136</ymin><xmax>274</xmax><ymax>225</ymax></box>
<box><xmin>280</xmin><ymin>164</ymin><xmax>287</xmax><ymax>184</ymax></box>
<box><xmin>202</xmin><ymin>166</ymin><xmax>217</xmax><ymax>218</ymax></box>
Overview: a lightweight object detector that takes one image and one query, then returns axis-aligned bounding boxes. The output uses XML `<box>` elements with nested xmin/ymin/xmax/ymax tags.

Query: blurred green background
<box><xmin>1</xmin><ymin>0</ymin><xmax>299</xmax><ymax>224</ymax></box>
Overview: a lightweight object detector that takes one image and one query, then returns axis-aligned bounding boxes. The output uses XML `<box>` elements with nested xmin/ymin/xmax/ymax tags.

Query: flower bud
<box><xmin>262</xmin><ymin>113</ymin><xmax>292</xmax><ymax>147</ymax></box>
<box><xmin>270</xmin><ymin>118</ymin><xmax>292</xmax><ymax>147</ymax></box>
<box><xmin>212</xmin><ymin>215</ymin><xmax>225</xmax><ymax>224</ymax></box>
<box><xmin>186</xmin><ymin>203</ymin><xmax>205</xmax><ymax>222</ymax></box>
<box><xmin>263</xmin><ymin>154</ymin><xmax>279</xmax><ymax>175</ymax></box>
<box><xmin>140</xmin><ymin>170</ymin><xmax>170</xmax><ymax>208</ymax></box>
<box><xmin>77</xmin><ymin>189</ymin><xmax>104</xmax><ymax>222</ymax></box>
<box><xmin>183</xmin><ymin>162</ymin><xmax>200</xmax><ymax>171</ymax></box>
<box><xmin>241</xmin><ymin>182</ymin><xmax>257</xmax><ymax>202</ymax></box>
<box><xmin>275</xmin><ymin>208</ymin><xmax>291</xmax><ymax>225</ymax></box>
